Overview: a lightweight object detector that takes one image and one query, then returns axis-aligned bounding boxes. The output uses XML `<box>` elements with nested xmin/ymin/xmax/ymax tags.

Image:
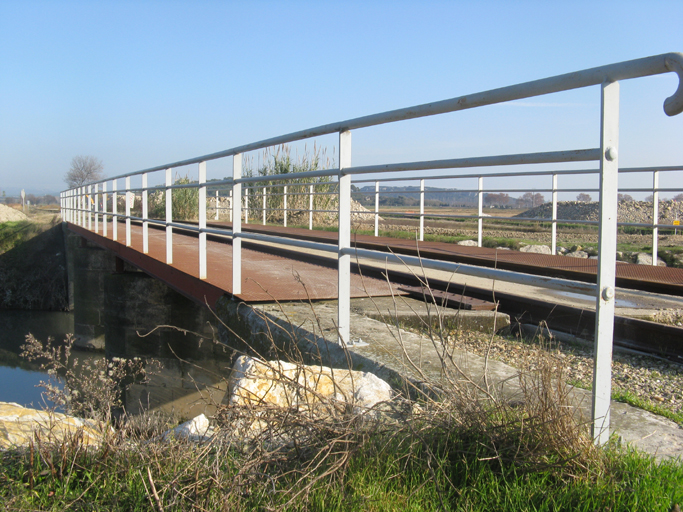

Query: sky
<box><xmin>1</xmin><ymin>0</ymin><xmax>682</xmax><ymax>198</ymax></box>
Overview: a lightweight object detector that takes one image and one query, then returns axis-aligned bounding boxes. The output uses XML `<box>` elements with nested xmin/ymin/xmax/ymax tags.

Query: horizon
<box><xmin>1</xmin><ymin>1</ymin><xmax>682</xmax><ymax>198</ymax></box>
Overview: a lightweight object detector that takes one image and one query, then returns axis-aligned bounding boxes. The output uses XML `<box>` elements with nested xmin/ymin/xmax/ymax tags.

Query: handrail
<box><xmin>74</xmin><ymin>52</ymin><xmax>683</xmax><ymax>187</ymax></box>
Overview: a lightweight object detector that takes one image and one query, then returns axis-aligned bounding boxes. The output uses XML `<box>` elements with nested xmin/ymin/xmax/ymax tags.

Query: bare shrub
<box><xmin>20</xmin><ymin>333</ymin><xmax>150</xmax><ymax>423</ymax></box>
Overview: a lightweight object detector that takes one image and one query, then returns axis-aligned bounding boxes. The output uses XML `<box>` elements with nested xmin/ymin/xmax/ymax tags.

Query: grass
<box><xmin>0</xmin><ymin>220</ymin><xmax>45</xmax><ymax>255</ymax></box>
<box><xmin>2</xmin><ymin>417</ymin><xmax>682</xmax><ymax>511</ymax></box>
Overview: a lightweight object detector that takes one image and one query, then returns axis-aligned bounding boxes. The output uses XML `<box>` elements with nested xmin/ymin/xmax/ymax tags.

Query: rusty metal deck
<box><xmin>66</xmin><ymin>222</ymin><xmax>402</xmax><ymax>307</ymax></box>
<box><xmin>225</xmin><ymin>222</ymin><xmax>683</xmax><ymax>295</ymax></box>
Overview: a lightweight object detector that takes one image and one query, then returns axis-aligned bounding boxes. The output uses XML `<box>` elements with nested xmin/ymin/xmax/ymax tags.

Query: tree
<box><xmin>576</xmin><ymin>193</ymin><xmax>592</xmax><ymax>202</ymax></box>
<box><xmin>644</xmin><ymin>194</ymin><xmax>654</xmax><ymax>203</ymax></box>
<box><xmin>65</xmin><ymin>155</ymin><xmax>104</xmax><ymax>188</ymax></box>
<box><xmin>518</xmin><ymin>192</ymin><xmax>545</xmax><ymax>208</ymax></box>
<box><xmin>484</xmin><ymin>192</ymin><xmax>511</xmax><ymax>207</ymax></box>
<box><xmin>673</xmin><ymin>193</ymin><xmax>683</xmax><ymax>202</ymax></box>
<box><xmin>618</xmin><ymin>193</ymin><xmax>634</xmax><ymax>202</ymax></box>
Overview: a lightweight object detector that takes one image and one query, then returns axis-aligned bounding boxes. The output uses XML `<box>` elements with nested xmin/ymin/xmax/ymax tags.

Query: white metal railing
<box><xmin>60</xmin><ymin>52</ymin><xmax>683</xmax><ymax>445</ymax></box>
<box><xmin>352</xmin><ymin>164</ymin><xmax>683</xmax><ymax>261</ymax></box>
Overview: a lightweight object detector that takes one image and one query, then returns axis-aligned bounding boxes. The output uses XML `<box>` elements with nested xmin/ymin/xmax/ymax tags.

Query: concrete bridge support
<box><xmin>65</xmin><ymin>230</ymin><xmax>233</xmax><ymax>418</ymax></box>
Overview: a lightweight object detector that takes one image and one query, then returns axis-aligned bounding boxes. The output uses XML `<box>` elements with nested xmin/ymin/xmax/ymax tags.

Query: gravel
<box><xmin>518</xmin><ymin>199</ymin><xmax>683</xmax><ymax>225</ymax></box>
<box><xmin>443</xmin><ymin>329</ymin><xmax>683</xmax><ymax>423</ymax></box>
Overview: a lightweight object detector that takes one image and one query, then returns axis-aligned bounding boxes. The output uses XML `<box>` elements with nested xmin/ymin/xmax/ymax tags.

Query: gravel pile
<box><xmin>0</xmin><ymin>204</ymin><xmax>29</xmax><ymax>222</ymax></box>
<box><xmin>518</xmin><ymin>200</ymin><xmax>683</xmax><ymax>225</ymax></box>
<box><xmin>444</xmin><ymin>329</ymin><xmax>683</xmax><ymax>423</ymax></box>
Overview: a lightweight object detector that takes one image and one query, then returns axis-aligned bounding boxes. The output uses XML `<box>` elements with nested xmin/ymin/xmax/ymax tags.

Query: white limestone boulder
<box><xmin>163</xmin><ymin>413</ymin><xmax>212</xmax><ymax>442</ymax></box>
<box><xmin>0</xmin><ymin>402</ymin><xmax>107</xmax><ymax>450</ymax></box>
<box><xmin>635</xmin><ymin>252</ymin><xmax>666</xmax><ymax>266</ymax></box>
<box><xmin>565</xmin><ymin>250</ymin><xmax>589</xmax><ymax>258</ymax></box>
<box><xmin>228</xmin><ymin>356</ymin><xmax>393</xmax><ymax>416</ymax></box>
<box><xmin>457</xmin><ymin>239</ymin><xmax>478</xmax><ymax>246</ymax></box>
<box><xmin>519</xmin><ymin>244</ymin><xmax>552</xmax><ymax>254</ymax></box>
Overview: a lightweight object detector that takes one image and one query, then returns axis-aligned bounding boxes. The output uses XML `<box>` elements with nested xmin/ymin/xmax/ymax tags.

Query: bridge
<box><xmin>60</xmin><ymin>52</ymin><xmax>683</xmax><ymax>445</ymax></box>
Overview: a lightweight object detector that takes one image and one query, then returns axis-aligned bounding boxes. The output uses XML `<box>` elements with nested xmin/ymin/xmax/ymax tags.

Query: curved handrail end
<box><xmin>664</xmin><ymin>52</ymin><xmax>683</xmax><ymax>116</ymax></box>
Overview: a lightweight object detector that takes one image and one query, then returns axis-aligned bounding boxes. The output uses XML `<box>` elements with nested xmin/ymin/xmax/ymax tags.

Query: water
<box><xmin>0</xmin><ymin>309</ymin><xmax>234</xmax><ymax>419</ymax></box>
<box><xmin>0</xmin><ymin>310</ymin><xmax>73</xmax><ymax>408</ymax></box>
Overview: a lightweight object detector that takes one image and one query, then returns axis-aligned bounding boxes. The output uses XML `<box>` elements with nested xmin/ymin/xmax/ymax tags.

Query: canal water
<box><xmin>0</xmin><ymin>310</ymin><xmax>74</xmax><ymax>408</ymax></box>
<box><xmin>0</xmin><ymin>309</ymin><xmax>234</xmax><ymax>420</ymax></box>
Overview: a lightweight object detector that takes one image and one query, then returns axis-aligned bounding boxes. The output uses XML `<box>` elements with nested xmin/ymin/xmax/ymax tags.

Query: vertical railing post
<box><xmin>215</xmin><ymin>190</ymin><xmax>219</xmax><ymax>221</ymax></box>
<box><xmin>244</xmin><ymin>187</ymin><xmax>249</xmax><ymax>225</ymax></box>
<box><xmin>102</xmin><ymin>182</ymin><xmax>108</xmax><ymax>237</ymax></box>
<box><xmin>551</xmin><ymin>173</ymin><xmax>558</xmax><ymax>255</ymax></box>
<box><xmin>232</xmin><ymin>155</ymin><xmax>242</xmax><ymax>295</ymax></box>
<box><xmin>283</xmin><ymin>185</ymin><xmax>288</xmax><ymax>228</ymax></box>
<box><xmin>263</xmin><ymin>187</ymin><xmax>267</xmax><ymax>226</ymax></box>
<box><xmin>165</xmin><ymin>169</ymin><xmax>173</xmax><ymax>264</ymax></box>
<box><xmin>199</xmin><ymin>161</ymin><xmax>207</xmax><ymax>280</ymax></box>
<box><xmin>338</xmin><ymin>130</ymin><xmax>352</xmax><ymax>346</ymax></box>
<box><xmin>592</xmin><ymin>80</ymin><xmax>620</xmax><ymax>445</ymax></box>
<box><xmin>229</xmin><ymin>190</ymin><xmax>233</xmax><ymax>223</ymax></box>
<box><xmin>309</xmin><ymin>184</ymin><xmax>313</xmax><ymax>230</ymax></box>
<box><xmin>477</xmin><ymin>177</ymin><xmax>483</xmax><ymax>247</ymax></box>
<box><xmin>112</xmin><ymin>180</ymin><xmax>118</xmax><ymax>242</ymax></box>
<box><xmin>374</xmin><ymin>181</ymin><xmax>379</xmax><ymax>237</ymax></box>
<box><xmin>125</xmin><ymin>177</ymin><xmax>131</xmax><ymax>247</ymax></box>
<box><xmin>142</xmin><ymin>173</ymin><xmax>149</xmax><ymax>254</ymax></box>
<box><xmin>419</xmin><ymin>179</ymin><xmax>425</xmax><ymax>242</ymax></box>
<box><xmin>94</xmin><ymin>183</ymin><xmax>99</xmax><ymax>234</ymax></box>
<box><xmin>87</xmin><ymin>184</ymin><xmax>92</xmax><ymax>231</ymax></box>
<box><xmin>652</xmin><ymin>170</ymin><xmax>659</xmax><ymax>265</ymax></box>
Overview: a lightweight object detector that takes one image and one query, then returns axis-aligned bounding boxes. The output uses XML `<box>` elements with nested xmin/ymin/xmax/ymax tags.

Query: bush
<box><xmin>149</xmin><ymin>175</ymin><xmax>200</xmax><ymax>221</ymax></box>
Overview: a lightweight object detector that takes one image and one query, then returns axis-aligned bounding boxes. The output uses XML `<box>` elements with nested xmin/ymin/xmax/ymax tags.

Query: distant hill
<box><xmin>353</xmin><ymin>186</ymin><xmax>477</xmax><ymax>207</ymax></box>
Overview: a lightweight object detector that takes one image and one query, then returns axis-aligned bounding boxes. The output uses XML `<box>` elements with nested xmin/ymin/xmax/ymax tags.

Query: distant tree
<box><xmin>618</xmin><ymin>193</ymin><xmax>634</xmax><ymax>202</ymax></box>
<box><xmin>673</xmin><ymin>193</ymin><xmax>683</xmax><ymax>201</ymax></box>
<box><xmin>65</xmin><ymin>155</ymin><xmax>104</xmax><ymax>189</ymax></box>
<box><xmin>576</xmin><ymin>193</ymin><xmax>592</xmax><ymax>202</ymax></box>
<box><xmin>518</xmin><ymin>192</ymin><xmax>545</xmax><ymax>208</ymax></box>
<box><xmin>484</xmin><ymin>192</ymin><xmax>511</xmax><ymax>207</ymax></box>
<box><xmin>644</xmin><ymin>194</ymin><xmax>654</xmax><ymax>203</ymax></box>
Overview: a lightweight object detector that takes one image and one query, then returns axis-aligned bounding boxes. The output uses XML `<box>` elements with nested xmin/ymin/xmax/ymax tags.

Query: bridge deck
<box><xmin>231</xmin><ymin>222</ymin><xmax>683</xmax><ymax>295</ymax></box>
<box><xmin>66</xmin><ymin>221</ymin><xmax>399</xmax><ymax>307</ymax></box>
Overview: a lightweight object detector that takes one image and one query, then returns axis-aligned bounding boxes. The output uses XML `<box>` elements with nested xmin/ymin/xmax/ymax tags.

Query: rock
<box><xmin>519</xmin><ymin>244</ymin><xmax>551</xmax><ymax>254</ymax></box>
<box><xmin>0</xmin><ymin>402</ymin><xmax>107</xmax><ymax>450</ymax></box>
<box><xmin>565</xmin><ymin>250</ymin><xmax>588</xmax><ymax>259</ymax></box>
<box><xmin>457</xmin><ymin>239</ymin><xmax>478</xmax><ymax>246</ymax></box>
<box><xmin>228</xmin><ymin>356</ymin><xmax>393</xmax><ymax>416</ymax></box>
<box><xmin>163</xmin><ymin>414</ymin><xmax>212</xmax><ymax>442</ymax></box>
<box><xmin>557</xmin><ymin>246</ymin><xmax>568</xmax><ymax>255</ymax></box>
<box><xmin>495</xmin><ymin>246</ymin><xmax>511</xmax><ymax>250</ymax></box>
<box><xmin>635</xmin><ymin>253</ymin><xmax>666</xmax><ymax>266</ymax></box>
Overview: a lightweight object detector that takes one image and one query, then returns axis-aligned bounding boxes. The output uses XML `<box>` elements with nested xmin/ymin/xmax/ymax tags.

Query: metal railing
<box><xmin>352</xmin><ymin>164</ymin><xmax>683</xmax><ymax>261</ymax></box>
<box><xmin>61</xmin><ymin>52</ymin><xmax>683</xmax><ymax>445</ymax></box>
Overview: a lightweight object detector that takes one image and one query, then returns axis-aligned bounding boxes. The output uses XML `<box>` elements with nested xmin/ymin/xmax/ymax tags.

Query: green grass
<box><xmin>567</xmin><ymin>379</ymin><xmax>683</xmax><ymax>427</ymax></box>
<box><xmin>611</xmin><ymin>388</ymin><xmax>683</xmax><ymax>426</ymax></box>
<box><xmin>0</xmin><ymin>220</ymin><xmax>44</xmax><ymax>255</ymax></box>
<box><xmin>2</xmin><ymin>425</ymin><xmax>682</xmax><ymax>511</ymax></box>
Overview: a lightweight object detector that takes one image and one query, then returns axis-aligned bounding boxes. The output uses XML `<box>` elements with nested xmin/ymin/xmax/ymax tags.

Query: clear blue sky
<box><xmin>1</xmin><ymin>0</ymin><xmax>682</xmax><ymax>197</ymax></box>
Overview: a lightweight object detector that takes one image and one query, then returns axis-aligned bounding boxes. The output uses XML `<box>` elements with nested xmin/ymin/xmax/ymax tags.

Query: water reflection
<box><xmin>0</xmin><ymin>310</ymin><xmax>234</xmax><ymax>420</ymax></box>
